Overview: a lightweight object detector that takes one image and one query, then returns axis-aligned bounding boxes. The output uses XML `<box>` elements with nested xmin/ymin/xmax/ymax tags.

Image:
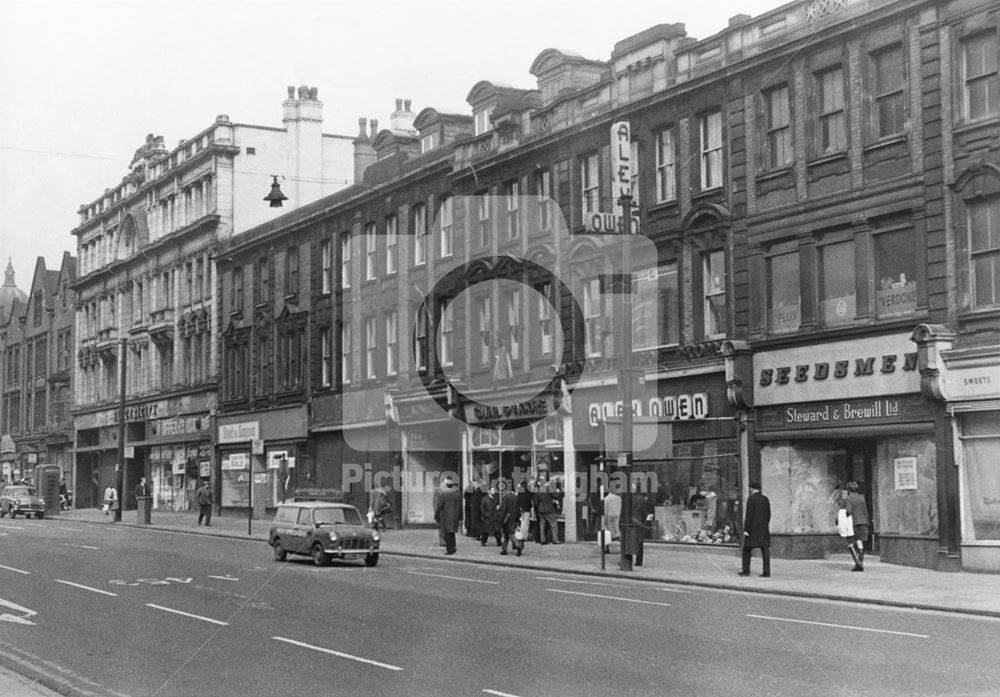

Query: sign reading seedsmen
<box><xmin>584</xmin><ymin>120</ymin><xmax>640</xmax><ymax>234</ymax></box>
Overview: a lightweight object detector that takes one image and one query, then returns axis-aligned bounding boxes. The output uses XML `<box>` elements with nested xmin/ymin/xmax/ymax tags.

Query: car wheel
<box><xmin>0</xmin><ymin>506</ymin><xmax>5</xmax><ymax>518</ymax></box>
<box><xmin>364</xmin><ymin>553</ymin><xmax>379</xmax><ymax>568</ymax></box>
<box><xmin>35</xmin><ymin>512</ymin><xmax>43</xmax><ymax>520</ymax></box>
<box><xmin>272</xmin><ymin>540</ymin><xmax>287</xmax><ymax>562</ymax></box>
<box><xmin>311</xmin><ymin>543</ymin><xmax>331</xmax><ymax>567</ymax></box>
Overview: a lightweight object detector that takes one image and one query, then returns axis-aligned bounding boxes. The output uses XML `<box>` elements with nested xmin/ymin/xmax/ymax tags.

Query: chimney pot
<box><xmin>309</xmin><ymin>86</ymin><xmax>318</xmax><ymax>100</ymax></box>
<box><xmin>370</xmin><ymin>118</ymin><xmax>379</xmax><ymax>138</ymax></box>
<box><xmin>287</xmin><ymin>85</ymin><xmax>295</xmax><ymax>99</ymax></box>
<box><xmin>395</xmin><ymin>98</ymin><xmax>402</xmax><ymax>111</ymax></box>
<box><xmin>404</xmin><ymin>99</ymin><xmax>412</xmax><ymax>112</ymax></box>
<box><xmin>358</xmin><ymin>117</ymin><xmax>368</xmax><ymax>138</ymax></box>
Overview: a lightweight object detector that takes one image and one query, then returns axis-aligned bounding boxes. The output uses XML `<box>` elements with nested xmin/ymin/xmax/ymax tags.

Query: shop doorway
<box><xmin>844</xmin><ymin>440</ymin><xmax>878</xmax><ymax>553</ymax></box>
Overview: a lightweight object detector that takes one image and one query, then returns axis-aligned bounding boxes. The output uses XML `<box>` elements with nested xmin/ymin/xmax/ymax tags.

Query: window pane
<box><xmin>877</xmin><ymin>94</ymin><xmax>905</xmax><ymax>137</ymax></box>
<box><xmin>769</xmin><ymin>251</ymin><xmax>800</xmax><ymax>332</ymax></box>
<box><xmin>875</xmin><ymin>229</ymin><xmax>918</xmax><ymax>318</ymax></box>
<box><xmin>704</xmin><ymin>251</ymin><xmax>726</xmax><ymax>337</ymax></box>
<box><xmin>633</xmin><ymin>262</ymin><xmax>678</xmax><ymax>349</ymax></box>
<box><xmin>820</xmin><ymin>241</ymin><xmax>856</xmax><ymax>325</ymax></box>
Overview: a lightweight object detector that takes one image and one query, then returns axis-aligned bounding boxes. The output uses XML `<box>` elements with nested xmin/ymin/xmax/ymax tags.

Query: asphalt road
<box><xmin>2</xmin><ymin>517</ymin><xmax>999</xmax><ymax>697</ymax></box>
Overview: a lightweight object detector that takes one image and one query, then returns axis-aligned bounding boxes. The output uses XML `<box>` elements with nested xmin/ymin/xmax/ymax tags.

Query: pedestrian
<box><xmin>534</xmin><ymin>474</ymin><xmax>560</xmax><ymax>544</ymax></box>
<box><xmin>103</xmin><ymin>485</ymin><xmax>117</xmax><ymax>516</ymax></box>
<box><xmin>516</xmin><ymin>479</ymin><xmax>533</xmax><ymax>544</ymax></box>
<box><xmin>134</xmin><ymin>476</ymin><xmax>150</xmax><ymax>498</ymax></box>
<box><xmin>196</xmin><ymin>480</ymin><xmax>213</xmax><ymax>526</ymax></box>
<box><xmin>843</xmin><ymin>481</ymin><xmax>870</xmax><ymax>572</ymax></box>
<box><xmin>739</xmin><ymin>480</ymin><xmax>771</xmax><ymax>578</ymax></box>
<box><xmin>479</xmin><ymin>486</ymin><xmax>502</xmax><ymax>547</ymax></box>
<box><xmin>434</xmin><ymin>476</ymin><xmax>463</xmax><ymax>555</ymax></box>
<box><xmin>498</xmin><ymin>484</ymin><xmax>522</xmax><ymax>556</ymax></box>
<box><xmin>59</xmin><ymin>476</ymin><xmax>70</xmax><ymax>511</ymax></box>
<box><xmin>464</xmin><ymin>479</ymin><xmax>484</xmax><ymax>539</ymax></box>
<box><xmin>601</xmin><ymin>488</ymin><xmax>622</xmax><ymax>554</ymax></box>
<box><xmin>368</xmin><ymin>483</ymin><xmax>392</xmax><ymax>531</ymax></box>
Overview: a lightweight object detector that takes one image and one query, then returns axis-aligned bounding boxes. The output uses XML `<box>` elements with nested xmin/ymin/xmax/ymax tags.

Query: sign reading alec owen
<box><xmin>753</xmin><ymin>334</ymin><xmax>921</xmax><ymax>406</ymax></box>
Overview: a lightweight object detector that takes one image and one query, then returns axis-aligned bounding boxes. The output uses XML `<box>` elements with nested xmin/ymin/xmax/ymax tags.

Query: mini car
<box><xmin>269</xmin><ymin>501</ymin><xmax>380</xmax><ymax>567</ymax></box>
<box><xmin>0</xmin><ymin>485</ymin><xmax>46</xmax><ymax>519</ymax></box>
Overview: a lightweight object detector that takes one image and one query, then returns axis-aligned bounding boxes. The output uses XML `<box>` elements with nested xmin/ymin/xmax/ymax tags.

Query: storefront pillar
<box><xmin>562</xmin><ymin>411</ymin><xmax>577</xmax><ymax>542</ymax></box>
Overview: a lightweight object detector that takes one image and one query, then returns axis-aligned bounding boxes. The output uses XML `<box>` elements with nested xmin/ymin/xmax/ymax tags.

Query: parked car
<box><xmin>269</xmin><ymin>501</ymin><xmax>380</xmax><ymax>567</ymax></box>
<box><xmin>0</xmin><ymin>485</ymin><xmax>46</xmax><ymax>519</ymax></box>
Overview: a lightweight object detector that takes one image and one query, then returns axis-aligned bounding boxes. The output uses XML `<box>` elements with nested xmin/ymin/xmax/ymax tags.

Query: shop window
<box><xmin>962</xmin><ymin>413</ymin><xmax>1000</xmax><ymax>541</ymax></box>
<box><xmin>633</xmin><ymin>261</ymin><xmax>679</xmax><ymax>350</ymax></box>
<box><xmin>768</xmin><ymin>250</ymin><xmax>800</xmax><ymax>333</ymax></box>
<box><xmin>874</xmin><ymin>228</ymin><xmax>918</xmax><ymax>318</ymax></box>
<box><xmin>819</xmin><ymin>239</ymin><xmax>856</xmax><ymax>326</ymax></box>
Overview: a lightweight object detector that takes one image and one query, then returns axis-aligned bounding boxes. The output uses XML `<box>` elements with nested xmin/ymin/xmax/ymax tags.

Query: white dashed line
<box><xmin>146</xmin><ymin>603</ymin><xmax>229</xmax><ymax>626</ymax></box>
<box><xmin>546</xmin><ymin>588</ymin><xmax>671</xmax><ymax>607</ymax></box>
<box><xmin>54</xmin><ymin>580</ymin><xmax>118</xmax><ymax>597</ymax></box>
<box><xmin>406</xmin><ymin>570</ymin><xmax>499</xmax><ymax>585</ymax></box>
<box><xmin>0</xmin><ymin>564</ymin><xmax>30</xmax><ymax>575</ymax></box>
<box><xmin>748</xmin><ymin>614</ymin><xmax>930</xmax><ymax>638</ymax></box>
<box><xmin>273</xmin><ymin>636</ymin><xmax>403</xmax><ymax>671</ymax></box>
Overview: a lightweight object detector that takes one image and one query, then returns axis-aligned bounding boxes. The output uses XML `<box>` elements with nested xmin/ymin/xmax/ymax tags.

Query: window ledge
<box><xmin>692</xmin><ymin>187</ymin><xmax>725</xmax><ymax>202</ymax></box>
<box><xmin>647</xmin><ymin>199</ymin><xmax>679</xmax><ymax>215</ymax></box>
<box><xmin>953</xmin><ymin>114</ymin><xmax>1000</xmax><ymax>138</ymax></box>
<box><xmin>756</xmin><ymin>167</ymin><xmax>794</xmax><ymax>182</ymax></box>
<box><xmin>807</xmin><ymin>152</ymin><xmax>848</xmax><ymax>167</ymax></box>
<box><xmin>863</xmin><ymin>134</ymin><xmax>907</xmax><ymax>153</ymax></box>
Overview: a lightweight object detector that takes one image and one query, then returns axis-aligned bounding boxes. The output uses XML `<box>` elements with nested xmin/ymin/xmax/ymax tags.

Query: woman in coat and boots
<box><xmin>843</xmin><ymin>481</ymin><xmax>870</xmax><ymax>571</ymax></box>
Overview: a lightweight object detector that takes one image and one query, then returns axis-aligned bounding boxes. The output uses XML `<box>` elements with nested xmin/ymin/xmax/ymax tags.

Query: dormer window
<box><xmin>420</xmin><ymin>132</ymin><xmax>439</xmax><ymax>153</ymax></box>
<box><xmin>474</xmin><ymin>108</ymin><xmax>492</xmax><ymax>136</ymax></box>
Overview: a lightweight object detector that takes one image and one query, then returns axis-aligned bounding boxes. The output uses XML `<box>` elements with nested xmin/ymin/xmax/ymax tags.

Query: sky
<box><xmin>0</xmin><ymin>0</ymin><xmax>782</xmax><ymax>293</ymax></box>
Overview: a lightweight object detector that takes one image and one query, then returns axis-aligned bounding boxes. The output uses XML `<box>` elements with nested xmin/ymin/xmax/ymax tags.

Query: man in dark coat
<box><xmin>464</xmin><ymin>480</ymin><xmax>483</xmax><ymax>538</ymax></box>
<box><xmin>479</xmin><ymin>486</ymin><xmax>501</xmax><ymax>547</ymax></box>
<box><xmin>434</xmin><ymin>477</ymin><xmax>463</xmax><ymax>555</ymax></box>
<box><xmin>739</xmin><ymin>480</ymin><xmax>771</xmax><ymax>577</ymax></box>
<box><xmin>498</xmin><ymin>485</ymin><xmax>522</xmax><ymax>556</ymax></box>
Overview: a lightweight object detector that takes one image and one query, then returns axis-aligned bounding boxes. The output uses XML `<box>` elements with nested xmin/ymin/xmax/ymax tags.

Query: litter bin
<box><xmin>136</xmin><ymin>496</ymin><xmax>152</xmax><ymax>525</ymax></box>
<box><xmin>621</xmin><ymin>523</ymin><xmax>645</xmax><ymax>567</ymax></box>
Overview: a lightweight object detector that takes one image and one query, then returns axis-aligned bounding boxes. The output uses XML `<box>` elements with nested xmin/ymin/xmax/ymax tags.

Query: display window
<box><xmin>961</xmin><ymin>412</ymin><xmax>1000</xmax><ymax>542</ymax></box>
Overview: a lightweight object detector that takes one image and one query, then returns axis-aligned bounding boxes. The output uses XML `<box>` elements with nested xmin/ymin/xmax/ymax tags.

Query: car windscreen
<box><xmin>11</xmin><ymin>487</ymin><xmax>36</xmax><ymax>496</ymax></box>
<box><xmin>313</xmin><ymin>507</ymin><xmax>363</xmax><ymax>526</ymax></box>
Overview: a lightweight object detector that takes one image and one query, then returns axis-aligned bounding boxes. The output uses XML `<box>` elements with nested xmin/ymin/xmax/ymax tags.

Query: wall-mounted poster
<box><xmin>894</xmin><ymin>457</ymin><xmax>918</xmax><ymax>490</ymax></box>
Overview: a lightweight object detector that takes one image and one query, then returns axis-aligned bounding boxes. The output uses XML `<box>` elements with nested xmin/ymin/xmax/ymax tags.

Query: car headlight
<box><xmin>328</xmin><ymin>532</ymin><xmax>339</xmax><ymax>543</ymax></box>
<box><xmin>371</xmin><ymin>533</ymin><xmax>380</xmax><ymax>543</ymax></box>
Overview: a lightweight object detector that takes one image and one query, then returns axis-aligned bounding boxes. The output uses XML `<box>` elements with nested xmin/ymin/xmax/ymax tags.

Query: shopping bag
<box><xmin>836</xmin><ymin>509</ymin><xmax>854</xmax><ymax>538</ymax></box>
<box><xmin>366</xmin><ymin>510</ymin><xmax>375</xmax><ymax>525</ymax></box>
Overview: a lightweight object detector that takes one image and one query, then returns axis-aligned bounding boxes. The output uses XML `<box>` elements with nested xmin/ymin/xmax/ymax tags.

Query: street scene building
<box><xmin>1</xmin><ymin>0</ymin><xmax>997</xmax><ymax>573</ymax></box>
<box><xmin>0</xmin><ymin>256</ymin><xmax>75</xmax><ymax>485</ymax></box>
<box><xmin>67</xmin><ymin>87</ymin><xmax>357</xmax><ymax>512</ymax></box>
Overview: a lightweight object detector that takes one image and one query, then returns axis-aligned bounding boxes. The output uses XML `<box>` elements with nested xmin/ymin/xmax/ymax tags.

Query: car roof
<box><xmin>279</xmin><ymin>501</ymin><xmax>356</xmax><ymax>509</ymax></box>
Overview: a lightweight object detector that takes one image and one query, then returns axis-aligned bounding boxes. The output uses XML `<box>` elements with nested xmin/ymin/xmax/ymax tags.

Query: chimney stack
<box><xmin>370</xmin><ymin>118</ymin><xmax>379</xmax><ymax>140</ymax></box>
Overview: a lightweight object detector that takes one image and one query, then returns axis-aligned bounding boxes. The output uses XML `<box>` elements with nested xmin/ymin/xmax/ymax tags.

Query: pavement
<box><xmin>7</xmin><ymin>505</ymin><xmax>1000</xmax><ymax>696</ymax></box>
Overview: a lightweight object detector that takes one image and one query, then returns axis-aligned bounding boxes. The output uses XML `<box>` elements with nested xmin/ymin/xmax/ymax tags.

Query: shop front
<box><xmin>311</xmin><ymin>388</ymin><xmax>399</xmax><ymax>517</ymax></box>
<box><xmin>216</xmin><ymin>404</ymin><xmax>308</xmax><ymax>516</ymax></box>
<box><xmin>753</xmin><ymin>334</ymin><xmax>941</xmax><ymax>567</ymax></box>
<box><xmin>74</xmin><ymin>398</ymin><xmax>212</xmax><ymax>511</ymax></box>
<box><xmin>573</xmin><ymin>371</ymin><xmax>733</xmax><ymax>545</ymax></box>
<box><xmin>913</xmin><ymin>325</ymin><xmax>1000</xmax><ymax>572</ymax></box>
<box><xmin>461</xmin><ymin>388</ymin><xmax>576</xmax><ymax>540</ymax></box>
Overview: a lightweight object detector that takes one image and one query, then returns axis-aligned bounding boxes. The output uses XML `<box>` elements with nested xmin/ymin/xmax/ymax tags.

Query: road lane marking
<box><xmin>483</xmin><ymin>690</ymin><xmax>523</xmax><ymax>697</ymax></box>
<box><xmin>0</xmin><ymin>564</ymin><xmax>30</xmax><ymax>575</ymax></box>
<box><xmin>747</xmin><ymin>614</ymin><xmax>930</xmax><ymax>638</ymax></box>
<box><xmin>146</xmin><ymin>603</ymin><xmax>229</xmax><ymax>626</ymax></box>
<box><xmin>0</xmin><ymin>525</ymin><xmax>25</xmax><ymax>530</ymax></box>
<box><xmin>273</xmin><ymin>636</ymin><xmax>403</xmax><ymax>671</ymax></box>
<box><xmin>57</xmin><ymin>526</ymin><xmax>84</xmax><ymax>532</ymax></box>
<box><xmin>54</xmin><ymin>580</ymin><xmax>118</xmax><ymax>597</ymax></box>
<box><xmin>535</xmin><ymin>576</ymin><xmax>617</xmax><ymax>587</ymax></box>
<box><xmin>406</xmin><ymin>570</ymin><xmax>499</xmax><ymax>585</ymax></box>
<box><xmin>207</xmin><ymin>575</ymin><xmax>239</xmax><ymax>582</ymax></box>
<box><xmin>546</xmin><ymin>589</ymin><xmax>671</xmax><ymax>607</ymax></box>
<box><xmin>0</xmin><ymin>597</ymin><xmax>38</xmax><ymax>625</ymax></box>
<box><xmin>63</xmin><ymin>544</ymin><xmax>100</xmax><ymax>550</ymax></box>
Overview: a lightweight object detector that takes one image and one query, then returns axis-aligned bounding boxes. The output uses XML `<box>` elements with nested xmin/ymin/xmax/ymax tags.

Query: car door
<box><xmin>292</xmin><ymin>507</ymin><xmax>314</xmax><ymax>554</ymax></box>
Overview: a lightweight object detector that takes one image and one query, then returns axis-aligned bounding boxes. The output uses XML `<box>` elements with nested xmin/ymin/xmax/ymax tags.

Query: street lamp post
<box><xmin>114</xmin><ymin>337</ymin><xmax>127</xmax><ymax>523</ymax></box>
<box><xmin>618</xmin><ymin>192</ymin><xmax>634</xmax><ymax>572</ymax></box>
